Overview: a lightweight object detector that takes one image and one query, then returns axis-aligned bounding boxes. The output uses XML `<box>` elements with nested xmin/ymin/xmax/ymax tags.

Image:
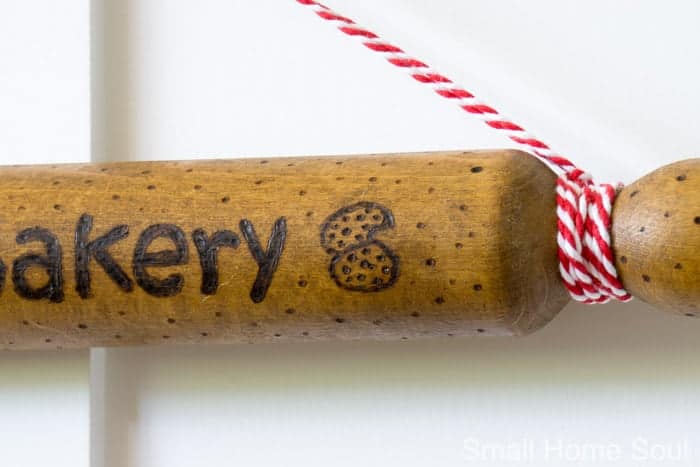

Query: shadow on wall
<box><xmin>0</xmin><ymin>350</ymin><xmax>87</xmax><ymax>389</ymax></box>
<box><xmin>93</xmin><ymin>299</ymin><xmax>700</xmax><ymax>465</ymax></box>
<box><xmin>98</xmin><ymin>300</ymin><xmax>700</xmax><ymax>395</ymax></box>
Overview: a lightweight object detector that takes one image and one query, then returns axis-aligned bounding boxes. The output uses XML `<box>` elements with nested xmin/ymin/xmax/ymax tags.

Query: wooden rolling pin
<box><xmin>0</xmin><ymin>150</ymin><xmax>696</xmax><ymax>350</ymax></box>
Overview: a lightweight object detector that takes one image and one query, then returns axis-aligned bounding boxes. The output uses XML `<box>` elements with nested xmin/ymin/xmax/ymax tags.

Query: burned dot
<box><xmin>416</xmin><ymin>222</ymin><xmax>426</xmax><ymax>229</ymax></box>
<box><xmin>336</xmin><ymin>176</ymin><xmax>344</xmax><ymax>181</ymax></box>
<box><xmin>249</xmin><ymin>322</ymin><xmax>258</xmax><ymax>328</ymax></box>
<box><xmin>468</xmin><ymin>231</ymin><xmax>475</xmax><ymax>238</ymax></box>
<box><xmin>45</xmin><ymin>338</ymin><xmax>52</xmax><ymax>343</ymax></box>
<box><xmin>162</xmin><ymin>335</ymin><xmax>170</xmax><ymax>339</ymax></box>
<box><xmin>215</xmin><ymin>311</ymin><xmax>223</xmax><ymax>317</ymax></box>
<box><xmin>619</xmin><ymin>256</ymin><xmax>628</xmax><ymax>264</ymax></box>
<box><xmin>395</xmin><ymin>179</ymin><xmax>402</xmax><ymax>184</ymax></box>
<box><xmin>118</xmin><ymin>311</ymin><xmax>126</xmax><ymax>316</ymax></box>
<box><xmin>287</xmin><ymin>163</ymin><xmax>294</xmax><ymax>167</ymax></box>
<box><xmin>368</xmin><ymin>176</ymin><xmax>377</xmax><ymax>182</ymax></box>
<box><xmin>642</xmin><ymin>274</ymin><xmax>651</xmax><ymax>282</ymax></box>
<box><xmin>112</xmin><ymin>194</ymin><xmax>120</xmax><ymax>200</ymax></box>
<box><xmin>630</xmin><ymin>190</ymin><xmax>639</xmax><ymax>198</ymax></box>
<box><xmin>425</xmin><ymin>258</ymin><xmax>436</xmax><ymax>267</ymax></box>
<box><xmin>335</xmin><ymin>161</ymin><xmax>343</xmax><ymax>165</ymax></box>
<box><xmin>201</xmin><ymin>332</ymin><xmax>209</xmax><ymax>337</ymax></box>
<box><xmin>302</xmin><ymin>331</ymin><xmax>309</xmax><ymax>336</ymax></box>
<box><xmin>674</xmin><ymin>263</ymin><xmax>683</xmax><ymax>270</ymax></box>
<box><xmin>260</xmin><ymin>160</ymin><xmax>268</xmax><ymax>164</ymax></box>
<box><xmin>194</xmin><ymin>184</ymin><xmax>202</xmax><ymax>190</ymax></box>
<box><xmin>53</xmin><ymin>204</ymin><xmax>61</xmax><ymax>211</ymax></box>
<box><xmin>18</xmin><ymin>206</ymin><xmax>25</xmax><ymax>211</ymax></box>
<box><xmin>141</xmin><ymin>170</ymin><xmax>151</xmax><ymax>175</ymax></box>
<box><xmin>685</xmin><ymin>313</ymin><xmax>695</xmax><ymax>317</ymax></box>
<box><xmin>167</xmin><ymin>318</ymin><xmax>176</xmax><ymax>324</ymax></box>
<box><xmin>428</xmin><ymin>161</ymin><xmax>434</xmax><ymax>166</ymax></box>
<box><xmin>381</xmin><ymin>162</ymin><xmax>388</xmax><ymax>167</ymax></box>
<box><xmin>221</xmin><ymin>196</ymin><xmax>230</xmax><ymax>203</ymax></box>
<box><xmin>401</xmin><ymin>336</ymin><xmax>408</xmax><ymax>340</ymax></box>
<box><xmin>677</xmin><ymin>174</ymin><xmax>687</xmax><ymax>181</ymax></box>
<box><xmin>298</xmin><ymin>279</ymin><xmax>308</xmax><ymax>287</ymax></box>
<box><xmin>477</xmin><ymin>328</ymin><xmax>485</xmax><ymax>333</ymax></box>
<box><xmin>639</xmin><ymin>226</ymin><xmax>646</xmax><ymax>232</ymax></box>
<box><xmin>299</xmin><ymin>190</ymin><xmax>306</xmax><ymax>196</ymax></box>
<box><xmin>185</xmin><ymin>168</ymin><xmax>193</xmax><ymax>173</ymax></box>
<box><xmin>22</xmin><ymin>320</ymin><xmax>29</xmax><ymax>326</ymax></box>
<box><xmin>84</xmin><ymin>180</ymin><xmax>92</xmax><ymax>184</ymax></box>
<box><xmin>101</xmin><ymin>168</ymin><xmax>108</xmax><ymax>172</ymax></box>
<box><xmin>147</xmin><ymin>185</ymin><xmax>156</xmax><ymax>190</ymax></box>
<box><xmin>411</xmin><ymin>311</ymin><xmax>420</xmax><ymax>318</ymax></box>
<box><xmin>434</xmin><ymin>296</ymin><xmax>445</xmax><ymax>304</ymax></box>
<box><xmin>114</xmin><ymin>334</ymin><xmax>122</xmax><ymax>339</ymax></box>
<box><xmin>372</xmin><ymin>319</ymin><xmax>382</xmax><ymax>325</ymax></box>
<box><xmin>459</xmin><ymin>205</ymin><xmax>467</xmax><ymax>212</ymax></box>
<box><xmin>695</xmin><ymin>216</ymin><xmax>700</xmax><ymax>225</ymax></box>
<box><xmin>285</xmin><ymin>308</ymin><xmax>295</xmax><ymax>315</ymax></box>
<box><xmin>455</xmin><ymin>242</ymin><xmax>464</xmax><ymax>249</ymax></box>
<box><xmin>335</xmin><ymin>317</ymin><xmax>345</xmax><ymax>323</ymax></box>
<box><xmin>306</xmin><ymin>211</ymin><xmax>313</xmax><ymax>217</ymax></box>
<box><xmin>471</xmin><ymin>166</ymin><xmax>483</xmax><ymax>173</ymax></box>
<box><xmin>52</xmin><ymin>181</ymin><xmax>60</xmax><ymax>185</ymax></box>
<box><xmin>254</xmin><ymin>180</ymin><xmax>262</xmax><ymax>185</ymax></box>
<box><xmin>77</xmin><ymin>324</ymin><xmax>88</xmax><ymax>329</ymax></box>
<box><xmin>664</xmin><ymin>212</ymin><xmax>671</xmax><ymax>218</ymax></box>
<box><xmin>473</xmin><ymin>284</ymin><xmax>483</xmax><ymax>291</ymax></box>
<box><xmin>428</xmin><ymin>187</ymin><xmax>435</xmax><ymax>194</ymax></box>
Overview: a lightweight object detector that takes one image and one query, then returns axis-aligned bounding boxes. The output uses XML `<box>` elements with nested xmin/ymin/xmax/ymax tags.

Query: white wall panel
<box><xmin>89</xmin><ymin>1</ymin><xmax>700</xmax><ymax>465</ymax></box>
<box><xmin>0</xmin><ymin>1</ymin><xmax>91</xmax><ymax>466</ymax></box>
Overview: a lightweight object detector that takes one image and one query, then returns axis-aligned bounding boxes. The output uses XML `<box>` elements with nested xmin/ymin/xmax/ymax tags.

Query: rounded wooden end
<box><xmin>612</xmin><ymin>158</ymin><xmax>700</xmax><ymax>315</ymax></box>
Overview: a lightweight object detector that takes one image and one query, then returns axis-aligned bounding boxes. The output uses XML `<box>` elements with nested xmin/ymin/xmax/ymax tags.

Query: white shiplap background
<box><xmin>2</xmin><ymin>1</ymin><xmax>700</xmax><ymax>466</ymax></box>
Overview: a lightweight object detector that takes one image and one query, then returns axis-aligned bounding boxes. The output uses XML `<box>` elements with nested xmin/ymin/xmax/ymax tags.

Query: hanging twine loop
<box><xmin>296</xmin><ymin>0</ymin><xmax>631</xmax><ymax>304</ymax></box>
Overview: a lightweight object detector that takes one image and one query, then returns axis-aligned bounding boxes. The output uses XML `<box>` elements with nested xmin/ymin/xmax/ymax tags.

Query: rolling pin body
<box><xmin>0</xmin><ymin>150</ymin><xmax>568</xmax><ymax>349</ymax></box>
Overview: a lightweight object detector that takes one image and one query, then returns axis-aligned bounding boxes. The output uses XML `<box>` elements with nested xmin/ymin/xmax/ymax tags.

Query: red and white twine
<box><xmin>296</xmin><ymin>0</ymin><xmax>632</xmax><ymax>304</ymax></box>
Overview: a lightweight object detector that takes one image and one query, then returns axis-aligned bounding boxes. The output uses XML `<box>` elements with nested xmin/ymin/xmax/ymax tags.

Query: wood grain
<box><xmin>612</xmin><ymin>158</ymin><xmax>700</xmax><ymax>315</ymax></box>
<box><xmin>0</xmin><ymin>150</ymin><xmax>569</xmax><ymax>350</ymax></box>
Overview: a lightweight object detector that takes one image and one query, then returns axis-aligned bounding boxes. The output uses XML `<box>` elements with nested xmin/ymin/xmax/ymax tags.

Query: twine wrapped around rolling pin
<box><xmin>0</xmin><ymin>150</ymin><xmax>697</xmax><ymax>350</ymax></box>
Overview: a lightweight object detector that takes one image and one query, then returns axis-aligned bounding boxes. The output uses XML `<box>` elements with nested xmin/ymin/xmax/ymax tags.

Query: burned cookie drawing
<box><xmin>320</xmin><ymin>202</ymin><xmax>399</xmax><ymax>292</ymax></box>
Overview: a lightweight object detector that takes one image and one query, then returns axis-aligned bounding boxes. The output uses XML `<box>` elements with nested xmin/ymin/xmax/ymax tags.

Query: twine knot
<box><xmin>555</xmin><ymin>173</ymin><xmax>631</xmax><ymax>303</ymax></box>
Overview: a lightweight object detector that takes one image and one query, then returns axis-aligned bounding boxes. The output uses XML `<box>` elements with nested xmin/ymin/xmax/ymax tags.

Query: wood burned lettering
<box><xmin>320</xmin><ymin>202</ymin><xmax>399</xmax><ymax>292</ymax></box>
<box><xmin>0</xmin><ymin>214</ymin><xmax>287</xmax><ymax>303</ymax></box>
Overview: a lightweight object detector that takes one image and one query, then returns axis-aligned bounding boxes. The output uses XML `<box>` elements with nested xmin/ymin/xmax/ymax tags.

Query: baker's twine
<box><xmin>296</xmin><ymin>0</ymin><xmax>631</xmax><ymax>303</ymax></box>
